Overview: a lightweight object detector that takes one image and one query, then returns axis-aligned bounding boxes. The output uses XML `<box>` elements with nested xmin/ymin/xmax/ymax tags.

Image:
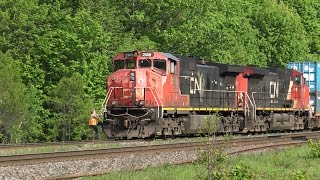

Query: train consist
<box><xmin>98</xmin><ymin>51</ymin><xmax>320</xmax><ymax>138</ymax></box>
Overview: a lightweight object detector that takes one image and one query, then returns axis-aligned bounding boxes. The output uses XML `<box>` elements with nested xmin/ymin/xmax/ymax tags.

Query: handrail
<box><xmin>134</xmin><ymin>87</ymin><xmax>163</xmax><ymax>118</ymax></box>
<box><xmin>100</xmin><ymin>87</ymin><xmax>120</xmax><ymax>115</ymax></box>
<box><xmin>251</xmin><ymin>92</ymin><xmax>257</xmax><ymax>120</ymax></box>
<box><xmin>251</xmin><ymin>91</ymin><xmax>310</xmax><ymax>118</ymax></box>
<box><xmin>101</xmin><ymin>87</ymin><xmax>163</xmax><ymax>118</ymax></box>
<box><xmin>242</xmin><ymin>92</ymin><xmax>255</xmax><ymax>119</ymax></box>
<box><xmin>151</xmin><ymin>88</ymin><xmax>164</xmax><ymax>118</ymax></box>
<box><xmin>99</xmin><ymin>94</ymin><xmax>109</xmax><ymax>116</ymax></box>
<box><xmin>192</xmin><ymin>89</ymin><xmax>255</xmax><ymax>119</ymax></box>
<box><xmin>251</xmin><ymin>91</ymin><xmax>298</xmax><ymax>102</ymax></box>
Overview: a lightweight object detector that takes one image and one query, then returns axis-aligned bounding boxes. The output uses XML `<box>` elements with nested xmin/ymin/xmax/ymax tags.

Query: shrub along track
<box><xmin>0</xmin><ymin>132</ymin><xmax>319</xmax><ymax>180</ymax></box>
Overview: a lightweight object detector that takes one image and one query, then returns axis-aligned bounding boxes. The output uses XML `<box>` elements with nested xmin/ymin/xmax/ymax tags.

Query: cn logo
<box><xmin>190</xmin><ymin>72</ymin><xmax>204</xmax><ymax>95</ymax></box>
<box><xmin>190</xmin><ymin>77</ymin><xmax>202</xmax><ymax>94</ymax></box>
<box><xmin>270</xmin><ymin>81</ymin><xmax>279</xmax><ymax>103</ymax></box>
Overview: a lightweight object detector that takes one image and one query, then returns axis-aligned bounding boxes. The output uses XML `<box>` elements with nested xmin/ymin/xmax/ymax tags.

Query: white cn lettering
<box><xmin>190</xmin><ymin>77</ymin><xmax>195</xmax><ymax>94</ymax></box>
<box><xmin>190</xmin><ymin>77</ymin><xmax>202</xmax><ymax>94</ymax></box>
<box><xmin>270</xmin><ymin>81</ymin><xmax>279</xmax><ymax>103</ymax></box>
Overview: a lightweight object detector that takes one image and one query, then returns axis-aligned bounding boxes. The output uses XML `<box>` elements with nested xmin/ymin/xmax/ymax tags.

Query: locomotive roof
<box><xmin>206</xmin><ymin>62</ymin><xmax>244</xmax><ymax>73</ymax></box>
<box><xmin>160</xmin><ymin>52</ymin><xmax>179</xmax><ymax>61</ymax></box>
<box><xmin>169</xmin><ymin>53</ymin><xmax>291</xmax><ymax>77</ymax></box>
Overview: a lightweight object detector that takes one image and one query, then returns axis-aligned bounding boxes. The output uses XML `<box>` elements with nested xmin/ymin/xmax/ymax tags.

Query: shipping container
<box><xmin>310</xmin><ymin>94</ymin><xmax>320</xmax><ymax>115</ymax></box>
<box><xmin>288</xmin><ymin>62</ymin><xmax>320</xmax><ymax>115</ymax></box>
<box><xmin>287</xmin><ymin>62</ymin><xmax>320</xmax><ymax>93</ymax></box>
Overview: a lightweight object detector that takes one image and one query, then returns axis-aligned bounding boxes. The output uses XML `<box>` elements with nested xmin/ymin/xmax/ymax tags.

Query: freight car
<box><xmin>97</xmin><ymin>51</ymin><xmax>320</xmax><ymax>138</ymax></box>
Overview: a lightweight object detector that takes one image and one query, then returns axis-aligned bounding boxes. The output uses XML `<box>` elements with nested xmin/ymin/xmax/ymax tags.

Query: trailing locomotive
<box><xmin>98</xmin><ymin>51</ymin><xmax>320</xmax><ymax>138</ymax></box>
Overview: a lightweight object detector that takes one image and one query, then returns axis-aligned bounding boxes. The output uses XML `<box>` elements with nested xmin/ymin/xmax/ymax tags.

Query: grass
<box><xmin>227</xmin><ymin>146</ymin><xmax>320</xmax><ymax>179</ymax></box>
<box><xmin>83</xmin><ymin>163</ymin><xmax>200</xmax><ymax>180</ymax></box>
<box><xmin>83</xmin><ymin>145</ymin><xmax>320</xmax><ymax>180</ymax></box>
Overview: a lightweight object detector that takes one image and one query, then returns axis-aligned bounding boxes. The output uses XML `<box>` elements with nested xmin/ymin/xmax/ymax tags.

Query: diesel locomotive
<box><xmin>98</xmin><ymin>51</ymin><xmax>320</xmax><ymax>138</ymax></box>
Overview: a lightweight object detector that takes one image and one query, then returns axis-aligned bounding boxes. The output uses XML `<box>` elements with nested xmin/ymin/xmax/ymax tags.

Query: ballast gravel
<box><xmin>0</xmin><ymin>150</ymin><xmax>198</xmax><ymax>180</ymax></box>
<box><xmin>0</xmin><ymin>142</ymin><xmax>289</xmax><ymax>180</ymax></box>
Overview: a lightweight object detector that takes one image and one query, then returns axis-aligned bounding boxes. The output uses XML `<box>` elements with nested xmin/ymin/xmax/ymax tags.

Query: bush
<box><xmin>290</xmin><ymin>170</ymin><xmax>306</xmax><ymax>180</ymax></box>
<box><xmin>229</xmin><ymin>164</ymin><xmax>253</xmax><ymax>180</ymax></box>
<box><xmin>195</xmin><ymin>113</ymin><xmax>229</xmax><ymax>179</ymax></box>
<box><xmin>307</xmin><ymin>139</ymin><xmax>320</xmax><ymax>158</ymax></box>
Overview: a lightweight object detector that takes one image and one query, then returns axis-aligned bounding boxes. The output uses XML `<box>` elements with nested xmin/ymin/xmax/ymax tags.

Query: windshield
<box><xmin>113</xmin><ymin>59</ymin><xmax>136</xmax><ymax>71</ymax></box>
<box><xmin>126</xmin><ymin>59</ymin><xmax>136</xmax><ymax>69</ymax></box>
<box><xmin>113</xmin><ymin>59</ymin><xmax>167</xmax><ymax>73</ymax></box>
<box><xmin>114</xmin><ymin>60</ymin><xmax>124</xmax><ymax>71</ymax></box>
<box><xmin>139</xmin><ymin>59</ymin><xmax>151</xmax><ymax>68</ymax></box>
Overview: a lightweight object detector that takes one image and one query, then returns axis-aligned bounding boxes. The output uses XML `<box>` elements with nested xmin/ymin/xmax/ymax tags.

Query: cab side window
<box><xmin>170</xmin><ymin>61</ymin><xmax>176</xmax><ymax>74</ymax></box>
<box><xmin>294</xmin><ymin>76</ymin><xmax>300</xmax><ymax>85</ymax></box>
<box><xmin>154</xmin><ymin>59</ymin><xmax>166</xmax><ymax>72</ymax></box>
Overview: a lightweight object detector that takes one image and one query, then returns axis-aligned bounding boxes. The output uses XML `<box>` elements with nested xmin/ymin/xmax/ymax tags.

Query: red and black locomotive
<box><xmin>99</xmin><ymin>51</ymin><xmax>320</xmax><ymax>138</ymax></box>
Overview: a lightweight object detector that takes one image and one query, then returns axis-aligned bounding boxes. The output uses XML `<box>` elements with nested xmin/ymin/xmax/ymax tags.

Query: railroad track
<box><xmin>0</xmin><ymin>131</ymin><xmax>312</xmax><ymax>151</ymax></box>
<box><xmin>0</xmin><ymin>139</ymin><xmax>139</xmax><ymax>150</ymax></box>
<box><xmin>1</xmin><ymin>131</ymin><xmax>319</xmax><ymax>180</ymax></box>
<box><xmin>0</xmin><ymin>132</ymin><xmax>318</xmax><ymax>167</ymax></box>
<box><xmin>0</xmin><ymin>139</ymin><xmax>149</xmax><ymax>157</ymax></box>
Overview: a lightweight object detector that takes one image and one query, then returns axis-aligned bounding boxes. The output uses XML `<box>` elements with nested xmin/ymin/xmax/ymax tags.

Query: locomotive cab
<box><xmin>106</xmin><ymin>51</ymin><xmax>188</xmax><ymax>109</ymax></box>
<box><xmin>107</xmin><ymin>51</ymin><xmax>169</xmax><ymax>108</ymax></box>
<box><xmin>103</xmin><ymin>51</ymin><xmax>189</xmax><ymax>138</ymax></box>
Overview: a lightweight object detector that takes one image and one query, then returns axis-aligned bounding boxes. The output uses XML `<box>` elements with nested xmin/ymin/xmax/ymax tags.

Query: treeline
<box><xmin>0</xmin><ymin>0</ymin><xmax>319</xmax><ymax>143</ymax></box>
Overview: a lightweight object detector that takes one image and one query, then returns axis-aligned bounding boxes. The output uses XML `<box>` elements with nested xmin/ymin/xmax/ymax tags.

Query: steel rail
<box><xmin>0</xmin><ymin>139</ymin><xmax>141</xmax><ymax>150</ymax></box>
<box><xmin>0</xmin><ymin>131</ymin><xmax>317</xmax><ymax>153</ymax></box>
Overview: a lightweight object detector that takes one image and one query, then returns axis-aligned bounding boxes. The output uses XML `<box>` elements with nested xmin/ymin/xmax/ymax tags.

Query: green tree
<box><xmin>0</xmin><ymin>0</ymin><xmax>47</xmax><ymax>87</ymax></box>
<box><xmin>0</xmin><ymin>0</ymin><xmax>51</xmax><ymax>143</ymax></box>
<box><xmin>48</xmin><ymin>73</ymin><xmax>92</xmax><ymax>141</ymax></box>
<box><xmin>1</xmin><ymin>0</ymin><xmax>117</xmax><ymax>141</ymax></box>
<box><xmin>19</xmin><ymin>85</ymin><xmax>48</xmax><ymax>143</ymax></box>
<box><xmin>110</xmin><ymin>0</ymin><xmax>263</xmax><ymax>66</ymax></box>
<box><xmin>33</xmin><ymin>2</ymin><xmax>112</xmax><ymax>98</ymax></box>
<box><xmin>283</xmin><ymin>0</ymin><xmax>320</xmax><ymax>60</ymax></box>
<box><xmin>251</xmin><ymin>0</ymin><xmax>309</xmax><ymax>67</ymax></box>
<box><xmin>0</xmin><ymin>53</ymin><xmax>34</xmax><ymax>143</ymax></box>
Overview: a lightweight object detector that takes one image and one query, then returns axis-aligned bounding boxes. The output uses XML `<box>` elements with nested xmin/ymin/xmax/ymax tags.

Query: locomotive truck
<box><xmin>97</xmin><ymin>51</ymin><xmax>320</xmax><ymax>138</ymax></box>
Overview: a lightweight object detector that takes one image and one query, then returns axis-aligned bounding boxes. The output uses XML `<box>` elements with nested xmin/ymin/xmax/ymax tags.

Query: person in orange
<box><xmin>89</xmin><ymin>111</ymin><xmax>99</xmax><ymax>140</ymax></box>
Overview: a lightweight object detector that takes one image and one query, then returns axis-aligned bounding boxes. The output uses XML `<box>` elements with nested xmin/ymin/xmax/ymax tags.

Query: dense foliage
<box><xmin>0</xmin><ymin>0</ymin><xmax>319</xmax><ymax>142</ymax></box>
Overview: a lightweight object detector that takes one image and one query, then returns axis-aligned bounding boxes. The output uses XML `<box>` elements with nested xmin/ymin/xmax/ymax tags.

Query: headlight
<box><xmin>111</xmin><ymin>100</ymin><xmax>117</xmax><ymax>106</ymax></box>
<box><xmin>137</xmin><ymin>100</ymin><xmax>145</xmax><ymax>107</ymax></box>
